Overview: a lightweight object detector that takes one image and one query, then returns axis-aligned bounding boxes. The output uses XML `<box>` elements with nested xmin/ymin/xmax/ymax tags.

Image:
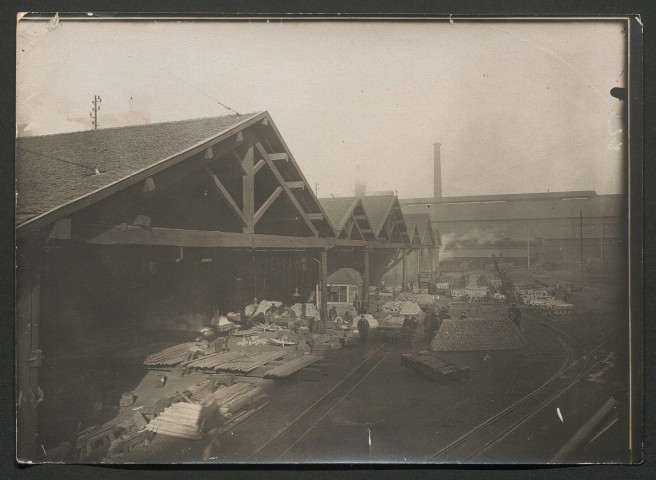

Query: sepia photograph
<box><xmin>15</xmin><ymin>14</ymin><xmax>642</xmax><ymax>465</ymax></box>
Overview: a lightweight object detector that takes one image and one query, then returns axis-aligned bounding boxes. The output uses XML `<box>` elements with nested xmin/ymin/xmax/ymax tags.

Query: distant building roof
<box><xmin>403</xmin><ymin>190</ymin><xmax>597</xmax><ymax>204</ymax></box>
<box><xmin>327</xmin><ymin>267</ymin><xmax>363</xmax><ymax>285</ymax></box>
<box><xmin>16</xmin><ymin>112</ymin><xmax>262</xmax><ymax>227</ymax></box>
<box><xmin>441</xmin><ymin>248</ymin><xmax>528</xmax><ymax>258</ymax></box>
<box><xmin>401</xmin><ymin>192</ymin><xmax>624</xmax><ymax>222</ymax></box>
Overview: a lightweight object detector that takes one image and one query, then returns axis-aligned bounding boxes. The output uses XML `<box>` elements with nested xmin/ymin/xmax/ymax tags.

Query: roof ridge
<box><xmin>17</xmin><ymin>111</ymin><xmax>264</xmax><ymax>140</ymax></box>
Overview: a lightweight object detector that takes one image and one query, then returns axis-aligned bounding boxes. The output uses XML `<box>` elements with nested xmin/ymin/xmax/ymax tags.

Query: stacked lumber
<box><xmin>143</xmin><ymin>342</ymin><xmax>200</xmax><ymax>367</ymax></box>
<box><xmin>146</xmin><ymin>402</ymin><xmax>207</xmax><ymax>439</ymax></box>
<box><xmin>264</xmin><ymin>355</ymin><xmax>324</xmax><ymax>379</ymax></box>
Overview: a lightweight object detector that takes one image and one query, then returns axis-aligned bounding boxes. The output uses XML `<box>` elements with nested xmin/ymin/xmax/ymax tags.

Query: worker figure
<box><xmin>353</xmin><ymin>293</ymin><xmax>361</xmax><ymax>316</ymax></box>
<box><xmin>459</xmin><ymin>312</ymin><xmax>468</xmax><ymax>321</ymax></box>
<box><xmin>343</xmin><ymin>310</ymin><xmax>352</xmax><ymax>328</ymax></box>
<box><xmin>329</xmin><ymin>305</ymin><xmax>337</xmax><ymax>324</ymax></box>
<box><xmin>509</xmin><ymin>304</ymin><xmax>522</xmax><ymax>330</ymax></box>
<box><xmin>424</xmin><ymin>312</ymin><xmax>438</xmax><ymax>345</ymax></box>
<box><xmin>357</xmin><ymin>315</ymin><xmax>370</xmax><ymax>346</ymax></box>
<box><xmin>438</xmin><ymin>306</ymin><xmax>450</xmax><ymax>326</ymax></box>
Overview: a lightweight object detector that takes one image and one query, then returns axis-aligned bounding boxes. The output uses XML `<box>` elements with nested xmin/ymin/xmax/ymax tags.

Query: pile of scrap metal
<box><xmin>400</xmin><ymin>352</ymin><xmax>469</xmax><ymax>383</ymax></box>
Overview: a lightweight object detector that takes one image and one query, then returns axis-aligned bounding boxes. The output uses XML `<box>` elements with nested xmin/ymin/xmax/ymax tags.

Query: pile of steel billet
<box><xmin>143</xmin><ymin>342</ymin><xmax>199</xmax><ymax>367</ymax></box>
<box><xmin>263</xmin><ymin>354</ymin><xmax>324</xmax><ymax>379</ymax></box>
<box><xmin>184</xmin><ymin>352</ymin><xmax>245</xmax><ymax>372</ymax></box>
<box><xmin>214</xmin><ymin>351</ymin><xmax>286</xmax><ymax>373</ymax></box>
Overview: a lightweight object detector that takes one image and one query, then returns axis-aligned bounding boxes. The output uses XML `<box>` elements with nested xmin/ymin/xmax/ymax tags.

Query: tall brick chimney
<box><xmin>434</xmin><ymin>142</ymin><xmax>442</xmax><ymax>199</ymax></box>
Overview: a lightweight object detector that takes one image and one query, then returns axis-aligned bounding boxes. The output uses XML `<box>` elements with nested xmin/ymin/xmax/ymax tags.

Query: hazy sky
<box><xmin>17</xmin><ymin>19</ymin><xmax>627</xmax><ymax>198</ymax></box>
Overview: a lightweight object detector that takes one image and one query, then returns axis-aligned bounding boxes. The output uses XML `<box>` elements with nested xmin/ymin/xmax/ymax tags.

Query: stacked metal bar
<box><xmin>146</xmin><ymin>402</ymin><xmax>206</xmax><ymax>439</ymax></box>
<box><xmin>263</xmin><ymin>355</ymin><xmax>324</xmax><ymax>379</ymax></box>
<box><xmin>184</xmin><ymin>352</ymin><xmax>245</xmax><ymax>372</ymax></box>
<box><xmin>183</xmin><ymin>350</ymin><xmax>286</xmax><ymax>374</ymax></box>
<box><xmin>143</xmin><ymin>342</ymin><xmax>199</xmax><ymax>367</ymax></box>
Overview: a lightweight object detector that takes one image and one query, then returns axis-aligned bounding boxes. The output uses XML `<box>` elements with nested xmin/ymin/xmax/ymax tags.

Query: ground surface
<box><xmin>36</xmin><ymin>268</ymin><xmax>631</xmax><ymax>464</ymax></box>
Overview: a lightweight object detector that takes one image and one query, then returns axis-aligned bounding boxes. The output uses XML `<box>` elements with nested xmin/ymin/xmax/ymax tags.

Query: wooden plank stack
<box><xmin>263</xmin><ymin>354</ymin><xmax>324</xmax><ymax>379</ymax></box>
<box><xmin>143</xmin><ymin>342</ymin><xmax>200</xmax><ymax>367</ymax></box>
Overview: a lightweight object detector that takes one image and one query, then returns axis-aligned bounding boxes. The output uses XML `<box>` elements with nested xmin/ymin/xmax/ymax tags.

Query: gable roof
<box><xmin>16</xmin><ymin>112</ymin><xmax>263</xmax><ymax>231</ymax></box>
<box><xmin>318</xmin><ymin>197</ymin><xmax>359</xmax><ymax>232</ymax></box>
<box><xmin>318</xmin><ymin>196</ymin><xmax>374</xmax><ymax>240</ymax></box>
<box><xmin>327</xmin><ymin>267</ymin><xmax>363</xmax><ymax>285</ymax></box>
<box><xmin>16</xmin><ymin>111</ymin><xmax>338</xmax><ymax>239</ymax></box>
<box><xmin>360</xmin><ymin>194</ymin><xmax>396</xmax><ymax>237</ymax></box>
<box><xmin>403</xmin><ymin>213</ymin><xmax>437</xmax><ymax>247</ymax></box>
<box><xmin>359</xmin><ymin>194</ymin><xmax>410</xmax><ymax>243</ymax></box>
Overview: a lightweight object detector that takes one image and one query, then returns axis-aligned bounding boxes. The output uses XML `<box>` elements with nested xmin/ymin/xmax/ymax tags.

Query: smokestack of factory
<box><xmin>434</xmin><ymin>142</ymin><xmax>442</xmax><ymax>199</ymax></box>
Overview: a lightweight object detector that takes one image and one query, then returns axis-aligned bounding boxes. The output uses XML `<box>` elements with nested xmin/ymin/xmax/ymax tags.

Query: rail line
<box><xmin>247</xmin><ymin>345</ymin><xmax>393</xmax><ymax>461</ymax></box>
<box><xmin>426</xmin><ymin>318</ymin><xmax>617</xmax><ymax>463</ymax></box>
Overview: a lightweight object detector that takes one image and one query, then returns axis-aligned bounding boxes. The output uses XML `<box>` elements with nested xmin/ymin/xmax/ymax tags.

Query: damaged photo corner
<box><xmin>15</xmin><ymin>13</ymin><xmax>642</xmax><ymax>465</ymax></box>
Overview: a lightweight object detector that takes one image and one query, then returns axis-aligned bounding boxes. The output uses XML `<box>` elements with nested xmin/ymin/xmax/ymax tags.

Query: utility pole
<box><xmin>526</xmin><ymin>222</ymin><xmax>531</xmax><ymax>271</ymax></box>
<box><xmin>90</xmin><ymin>95</ymin><xmax>102</xmax><ymax>129</ymax></box>
<box><xmin>600</xmin><ymin>219</ymin><xmax>604</xmax><ymax>267</ymax></box>
<box><xmin>580</xmin><ymin>209</ymin><xmax>584</xmax><ymax>276</ymax></box>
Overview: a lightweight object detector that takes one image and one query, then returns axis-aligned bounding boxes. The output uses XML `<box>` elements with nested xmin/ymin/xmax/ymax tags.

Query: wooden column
<box><xmin>16</xmin><ymin>245</ymin><xmax>42</xmax><ymax>462</ymax></box>
<box><xmin>242</xmin><ymin>142</ymin><xmax>255</xmax><ymax>233</ymax></box>
<box><xmin>320</xmin><ymin>249</ymin><xmax>328</xmax><ymax>330</ymax></box>
<box><xmin>363</xmin><ymin>247</ymin><xmax>370</xmax><ymax>305</ymax></box>
<box><xmin>401</xmin><ymin>249</ymin><xmax>407</xmax><ymax>291</ymax></box>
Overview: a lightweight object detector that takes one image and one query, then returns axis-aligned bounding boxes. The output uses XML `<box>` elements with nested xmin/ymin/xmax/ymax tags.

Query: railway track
<box><xmin>426</xmin><ymin>319</ymin><xmax>617</xmax><ymax>463</ymax></box>
<box><xmin>248</xmin><ymin>345</ymin><xmax>393</xmax><ymax>461</ymax></box>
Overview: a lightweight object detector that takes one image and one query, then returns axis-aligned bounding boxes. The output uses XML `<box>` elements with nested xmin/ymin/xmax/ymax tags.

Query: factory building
<box><xmin>401</xmin><ymin>143</ymin><xmax>627</xmax><ymax>273</ymax></box>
